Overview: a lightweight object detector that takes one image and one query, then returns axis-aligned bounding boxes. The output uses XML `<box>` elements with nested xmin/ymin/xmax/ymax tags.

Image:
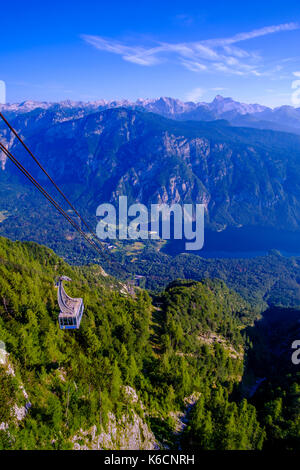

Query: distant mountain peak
<box><xmin>213</xmin><ymin>94</ymin><xmax>232</xmax><ymax>101</ymax></box>
<box><xmin>0</xmin><ymin>95</ymin><xmax>269</xmax><ymax>115</ymax></box>
<box><xmin>1</xmin><ymin>96</ymin><xmax>300</xmax><ymax>134</ymax></box>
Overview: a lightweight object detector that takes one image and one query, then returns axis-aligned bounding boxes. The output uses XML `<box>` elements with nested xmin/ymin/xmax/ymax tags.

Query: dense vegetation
<box><xmin>122</xmin><ymin>243</ymin><xmax>300</xmax><ymax>311</ymax></box>
<box><xmin>245</xmin><ymin>308</ymin><xmax>300</xmax><ymax>450</ymax></box>
<box><xmin>3</xmin><ymin>105</ymin><xmax>300</xmax><ymax>248</ymax></box>
<box><xmin>2</xmin><ymin>190</ymin><xmax>300</xmax><ymax>312</ymax></box>
<box><xmin>2</xmin><ymin>104</ymin><xmax>300</xmax><ymax>315</ymax></box>
<box><xmin>0</xmin><ymin>236</ymin><xmax>298</xmax><ymax>450</ymax></box>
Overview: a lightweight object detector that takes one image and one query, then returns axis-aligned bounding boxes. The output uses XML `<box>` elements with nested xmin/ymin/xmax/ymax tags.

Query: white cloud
<box><xmin>181</xmin><ymin>60</ymin><xmax>207</xmax><ymax>72</ymax></box>
<box><xmin>185</xmin><ymin>87</ymin><xmax>206</xmax><ymax>102</ymax></box>
<box><xmin>211</xmin><ymin>87</ymin><xmax>227</xmax><ymax>91</ymax></box>
<box><xmin>82</xmin><ymin>35</ymin><xmax>162</xmax><ymax>66</ymax></box>
<box><xmin>222</xmin><ymin>45</ymin><xmax>250</xmax><ymax>58</ymax></box>
<box><xmin>217</xmin><ymin>22</ymin><xmax>299</xmax><ymax>45</ymax></box>
<box><xmin>82</xmin><ymin>22</ymin><xmax>300</xmax><ymax>76</ymax></box>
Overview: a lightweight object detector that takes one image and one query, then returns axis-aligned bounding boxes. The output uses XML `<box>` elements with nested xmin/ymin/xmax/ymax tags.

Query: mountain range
<box><xmin>1</xmin><ymin>98</ymin><xmax>299</xmax><ymax>451</ymax></box>
<box><xmin>1</xmin><ymin>95</ymin><xmax>300</xmax><ymax>134</ymax></box>
<box><xmin>2</xmin><ymin>103</ymin><xmax>300</xmax><ymax>231</ymax></box>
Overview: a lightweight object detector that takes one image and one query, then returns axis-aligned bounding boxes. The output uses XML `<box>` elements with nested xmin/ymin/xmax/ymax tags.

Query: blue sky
<box><xmin>2</xmin><ymin>0</ymin><xmax>300</xmax><ymax>106</ymax></box>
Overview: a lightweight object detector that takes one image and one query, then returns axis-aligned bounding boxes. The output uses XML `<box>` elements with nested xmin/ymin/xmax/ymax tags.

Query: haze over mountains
<box><xmin>1</xmin><ymin>95</ymin><xmax>300</xmax><ymax>257</ymax></box>
<box><xmin>1</xmin><ymin>100</ymin><xmax>300</xmax><ymax>235</ymax></box>
<box><xmin>1</xmin><ymin>95</ymin><xmax>300</xmax><ymax>134</ymax></box>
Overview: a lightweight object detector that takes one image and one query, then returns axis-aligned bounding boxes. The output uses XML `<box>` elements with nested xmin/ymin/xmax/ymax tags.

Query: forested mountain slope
<box><xmin>2</xmin><ymin>107</ymin><xmax>300</xmax><ymax>234</ymax></box>
<box><xmin>0</xmin><ymin>236</ymin><xmax>268</xmax><ymax>450</ymax></box>
<box><xmin>0</xmin><ymin>236</ymin><xmax>299</xmax><ymax>449</ymax></box>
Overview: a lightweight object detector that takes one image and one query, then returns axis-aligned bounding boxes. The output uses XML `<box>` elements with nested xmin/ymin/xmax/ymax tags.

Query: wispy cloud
<box><xmin>82</xmin><ymin>22</ymin><xmax>299</xmax><ymax>76</ymax></box>
<box><xmin>205</xmin><ymin>22</ymin><xmax>299</xmax><ymax>46</ymax></box>
<box><xmin>82</xmin><ymin>35</ymin><xmax>162</xmax><ymax>66</ymax></box>
<box><xmin>211</xmin><ymin>87</ymin><xmax>227</xmax><ymax>92</ymax></box>
<box><xmin>185</xmin><ymin>87</ymin><xmax>206</xmax><ymax>102</ymax></box>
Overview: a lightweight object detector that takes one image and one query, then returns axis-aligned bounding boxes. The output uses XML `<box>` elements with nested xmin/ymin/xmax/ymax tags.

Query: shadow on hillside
<box><xmin>240</xmin><ymin>306</ymin><xmax>300</xmax><ymax>396</ymax></box>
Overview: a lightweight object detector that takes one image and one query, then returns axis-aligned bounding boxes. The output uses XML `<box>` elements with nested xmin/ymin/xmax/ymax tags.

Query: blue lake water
<box><xmin>193</xmin><ymin>250</ymin><xmax>300</xmax><ymax>259</ymax></box>
<box><xmin>162</xmin><ymin>226</ymin><xmax>300</xmax><ymax>258</ymax></box>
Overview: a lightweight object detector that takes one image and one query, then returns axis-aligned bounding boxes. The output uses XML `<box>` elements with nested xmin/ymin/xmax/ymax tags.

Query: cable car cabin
<box><xmin>56</xmin><ymin>276</ymin><xmax>84</xmax><ymax>329</ymax></box>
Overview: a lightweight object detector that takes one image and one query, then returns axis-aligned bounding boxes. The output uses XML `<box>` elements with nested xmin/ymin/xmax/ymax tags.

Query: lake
<box><xmin>161</xmin><ymin>226</ymin><xmax>300</xmax><ymax>258</ymax></box>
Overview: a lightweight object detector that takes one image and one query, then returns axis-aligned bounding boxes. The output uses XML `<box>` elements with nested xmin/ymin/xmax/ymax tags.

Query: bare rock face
<box><xmin>72</xmin><ymin>387</ymin><xmax>159</xmax><ymax>450</ymax></box>
<box><xmin>0</xmin><ymin>341</ymin><xmax>7</xmax><ymax>365</ymax></box>
<box><xmin>0</xmin><ymin>355</ymin><xmax>30</xmax><ymax>431</ymax></box>
<box><xmin>72</xmin><ymin>411</ymin><xmax>159</xmax><ymax>450</ymax></box>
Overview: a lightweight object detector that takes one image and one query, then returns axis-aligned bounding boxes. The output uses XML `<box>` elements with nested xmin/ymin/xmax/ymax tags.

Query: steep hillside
<box><xmin>2</xmin><ymin>107</ymin><xmax>300</xmax><ymax>235</ymax></box>
<box><xmin>2</xmin><ymin>102</ymin><xmax>300</xmax><ymax>313</ymax></box>
<box><xmin>126</xmin><ymin>247</ymin><xmax>300</xmax><ymax>310</ymax></box>
<box><xmin>0</xmin><ymin>236</ymin><xmax>267</xmax><ymax>450</ymax></box>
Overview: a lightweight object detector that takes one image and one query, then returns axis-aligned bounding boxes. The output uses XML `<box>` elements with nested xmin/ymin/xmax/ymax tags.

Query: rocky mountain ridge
<box><xmin>1</xmin><ymin>107</ymin><xmax>300</xmax><ymax>235</ymax></box>
<box><xmin>1</xmin><ymin>95</ymin><xmax>299</xmax><ymax>133</ymax></box>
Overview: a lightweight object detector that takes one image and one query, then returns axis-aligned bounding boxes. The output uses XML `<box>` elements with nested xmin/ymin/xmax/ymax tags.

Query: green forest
<box><xmin>0</xmin><ymin>236</ymin><xmax>299</xmax><ymax>450</ymax></box>
<box><xmin>2</xmin><ymin>187</ymin><xmax>300</xmax><ymax>312</ymax></box>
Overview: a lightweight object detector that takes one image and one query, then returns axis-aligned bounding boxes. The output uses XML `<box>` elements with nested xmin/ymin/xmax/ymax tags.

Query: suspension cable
<box><xmin>0</xmin><ymin>112</ymin><xmax>104</xmax><ymax>249</ymax></box>
<box><xmin>0</xmin><ymin>142</ymin><xmax>106</xmax><ymax>258</ymax></box>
